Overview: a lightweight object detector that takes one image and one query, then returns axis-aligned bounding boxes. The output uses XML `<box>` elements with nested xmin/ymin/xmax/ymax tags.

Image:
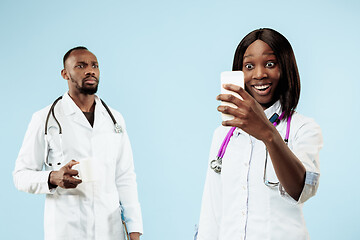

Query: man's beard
<box><xmin>70</xmin><ymin>76</ymin><xmax>99</xmax><ymax>95</ymax></box>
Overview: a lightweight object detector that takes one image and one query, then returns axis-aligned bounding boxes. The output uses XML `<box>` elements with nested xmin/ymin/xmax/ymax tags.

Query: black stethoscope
<box><xmin>44</xmin><ymin>96</ymin><xmax>122</xmax><ymax>167</ymax></box>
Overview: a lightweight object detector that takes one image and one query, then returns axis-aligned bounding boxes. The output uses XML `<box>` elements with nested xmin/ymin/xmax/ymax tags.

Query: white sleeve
<box><xmin>115</xmin><ymin>117</ymin><xmax>143</xmax><ymax>234</ymax></box>
<box><xmin>13</xmin><ymin>112</ymin><xmax>53</xmax><ymax>194</ymax></box>
<box><xmin>279</xmin><ymin>117</ymin><xmax>323</xmax><ymax>204</ymax></box>
<box><xmin>197</xmin><ymin>132</ymin><xmax>222</xmax><ymax>240</ymax></box>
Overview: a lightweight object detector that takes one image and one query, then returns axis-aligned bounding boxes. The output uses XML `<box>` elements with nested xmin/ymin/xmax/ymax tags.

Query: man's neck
<box><xmin>68</xmin><ymin>92</ymin><xmax>96</xmax><ymax>112</ymax></box>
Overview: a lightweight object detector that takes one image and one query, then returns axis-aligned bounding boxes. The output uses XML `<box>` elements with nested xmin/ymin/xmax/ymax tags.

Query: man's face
<box><xmin>62</xmin><ymin>49</ymin><xmax>100</xmax><ymax>95</ymax></box>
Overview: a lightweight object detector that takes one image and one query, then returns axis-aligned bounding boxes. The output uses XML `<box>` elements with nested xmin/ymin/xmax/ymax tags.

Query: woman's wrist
<box><xmin>262</xmin><ymin>126</ymin><xmax>281</xmax><ymax>147</ymax></box>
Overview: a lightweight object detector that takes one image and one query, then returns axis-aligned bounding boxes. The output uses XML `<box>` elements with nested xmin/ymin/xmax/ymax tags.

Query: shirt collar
<box><xmin>263</xmin><ymin>100</ymin><xmax>282</xmax><ymax>119</ymax></box>
<box><xmin>61</xmin><ymin>92</ymin><xmax>105</xmax><ymax>116</ymax></box>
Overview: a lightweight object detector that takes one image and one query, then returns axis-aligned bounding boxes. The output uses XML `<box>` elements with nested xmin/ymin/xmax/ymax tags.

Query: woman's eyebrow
<box><xmin>244</xmin><ymin>53</ymin><xmax>275</xmax><ymax>58</ymax></box>
<box><xmin>263</xmin><ymin>52</ymin><xmax>275</xmax><ymax>56</ymax></box>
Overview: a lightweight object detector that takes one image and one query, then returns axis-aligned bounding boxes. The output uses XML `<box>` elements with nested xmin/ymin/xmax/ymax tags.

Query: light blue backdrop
<box><xmin>1</xmin><ymin>0</ymin><xmax>359</xmax><ymax>239</ymax></box>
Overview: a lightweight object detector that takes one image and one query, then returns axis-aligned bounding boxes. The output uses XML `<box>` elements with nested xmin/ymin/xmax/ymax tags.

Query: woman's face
<box><xmin>242</xmin><ymin>40</ymin><xmax>280</xmax><ymax>109</ymax></box>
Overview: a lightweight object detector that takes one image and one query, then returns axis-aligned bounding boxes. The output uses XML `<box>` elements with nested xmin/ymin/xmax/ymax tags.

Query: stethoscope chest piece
<box><xmin>114</xmin><ymin>123</ymin><xmax>122</xmax><ymax>133</ymax></box>
<box><xmin>210</xmin><ymin>157</ymin><xmax>222</xmax><ymax>174</ymax></box>
<box><xmin>210</xmin><ymin>127</ymin><xmax>237</xmax><ymax>174</ymax></box>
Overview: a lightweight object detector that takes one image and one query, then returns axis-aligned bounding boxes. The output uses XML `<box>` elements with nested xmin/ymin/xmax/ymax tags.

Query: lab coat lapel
<box><xmin>72</xmin><ymin>111</ymin><xmax>93</xmax><ymax>129</ymax></box>
<box><xmin>93</xmin><ymin>96</ymin><xmax>108</xmax><ymax>130</ymax></box>
<box><xmin>61</xmin><ymin>92</ymin><xmax>93</xmax><ymax>130</ymax></box>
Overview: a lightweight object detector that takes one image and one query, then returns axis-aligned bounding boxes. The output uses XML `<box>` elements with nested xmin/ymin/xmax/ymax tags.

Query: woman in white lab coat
<box><xmin>197</xmin><ymin>28</ymin><xmax>322</xmax><ymax>240</ymax></box>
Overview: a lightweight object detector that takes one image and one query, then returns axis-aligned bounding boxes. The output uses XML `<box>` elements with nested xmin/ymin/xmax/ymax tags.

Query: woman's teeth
<box><xmin>254</xmin><ymin>84</ymin><xmax>270</xmax><ymax>91</ymax></box>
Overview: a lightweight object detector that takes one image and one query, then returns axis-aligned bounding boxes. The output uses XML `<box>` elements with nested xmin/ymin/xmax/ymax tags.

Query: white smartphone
<box><xmin>220</xmin><ymin>71</ymin><xmax>244</xmax><ymax>121</ymax></box>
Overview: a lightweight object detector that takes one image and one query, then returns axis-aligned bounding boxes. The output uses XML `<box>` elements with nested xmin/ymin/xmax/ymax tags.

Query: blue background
<box><xmin>1</xmin><ymin>0</ymin><xmax>359</xmax><ymax>239</ymax></box>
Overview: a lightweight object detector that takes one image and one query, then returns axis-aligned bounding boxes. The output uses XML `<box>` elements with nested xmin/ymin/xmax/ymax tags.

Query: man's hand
<box><xmin>49</xmin><ymin>160</ymin><xmax>82</xmax><ymax>189</ymax></box>
<box><xmin>129</xmin><ymin>232</ymin><xmax>141</xmax><ymax>240</ymax></box>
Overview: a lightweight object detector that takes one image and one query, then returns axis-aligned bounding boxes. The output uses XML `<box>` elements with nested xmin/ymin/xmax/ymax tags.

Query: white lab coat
<box><xmin>197</xmin><ymin>101</ymin><xmax>323</xmax><ymax>240</ymax></box>
<box><xmin>13</xmin><ymin>93</ymin><xmax>143</xmax><ymax>240</ymax></box>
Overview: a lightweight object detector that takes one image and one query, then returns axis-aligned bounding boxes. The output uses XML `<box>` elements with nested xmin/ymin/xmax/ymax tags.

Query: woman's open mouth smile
<box><xmin>252</xmin><ymin>83</ymin><xmax>272</xmax><ymax>96</ymax></box>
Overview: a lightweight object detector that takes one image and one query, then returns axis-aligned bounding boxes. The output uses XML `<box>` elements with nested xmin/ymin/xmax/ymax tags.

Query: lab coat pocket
<box><xmin>53</xmin><ymin>194</ymin><xmax>81</xmax><ymax>238</ymax></box>
<box><xmin>91</xmin><ymin>133</ymin><xmax>122</xmax><ymax>187</ymax></box>
<box><xmin>94</xmin><ymin>133</ymin><xmax>121</xmax><ymax>166</ymax></box>
<box><xmin>108</xmin><ymin>207</ymin><xmax>125</xmax><ymax>238</ymax></box>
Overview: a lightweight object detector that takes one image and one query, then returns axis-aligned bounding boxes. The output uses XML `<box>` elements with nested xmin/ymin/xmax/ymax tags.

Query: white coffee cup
<box><xmin>220</xmin><ymin>71</ymin><xmax>244</xmax><ymax>121</ymax></box>
<box><xmin>74</xmin><ymin>158</ymin><xmax>97</xmax><ymax>182</ymax></box>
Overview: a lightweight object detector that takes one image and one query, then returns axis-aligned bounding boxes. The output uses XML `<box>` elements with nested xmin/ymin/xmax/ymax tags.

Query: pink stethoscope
<box><xmin>210</xmin><ymin>112</ymin><xmax>292</xmax><ymax>187</ymax></box>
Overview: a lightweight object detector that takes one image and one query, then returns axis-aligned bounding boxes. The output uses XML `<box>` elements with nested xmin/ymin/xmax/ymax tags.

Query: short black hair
<box><xmin>232</xmin><ymin>28</ymin><xmax>300</xmax><ymax>120</ymax></box>
<box><xmin>63</xmin><ymin>46</ymin><xmax>88</xmax><ymax>67</ymax></box>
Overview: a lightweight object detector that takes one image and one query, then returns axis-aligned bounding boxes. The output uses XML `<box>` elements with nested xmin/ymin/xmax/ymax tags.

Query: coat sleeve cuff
<box><xmin>122</xmin><ymin>204</ymin><xmax>143</xmax><ymax>234</ymax></box>
<box><xmin>279</xmin><ymin>171</ymin><xmax>320</xmax><ymax>204</ymax></box>
<box><xmin>41</xmin><ymin>170</ymin><xmax>57</xmax><ymax>194</ymax></box>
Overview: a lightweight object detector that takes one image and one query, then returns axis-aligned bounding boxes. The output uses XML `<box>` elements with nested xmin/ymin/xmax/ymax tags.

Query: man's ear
<box><xmin>61</xmin><ymin>69</ymin><xmax>69</xmax><ymax>80</ymax></box>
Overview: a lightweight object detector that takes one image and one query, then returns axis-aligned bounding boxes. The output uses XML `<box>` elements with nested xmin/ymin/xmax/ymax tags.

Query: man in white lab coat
<box><xmin>13</xmin><ymin>46</ymin><xmax>143</xmax><ymax>240</ymax></box>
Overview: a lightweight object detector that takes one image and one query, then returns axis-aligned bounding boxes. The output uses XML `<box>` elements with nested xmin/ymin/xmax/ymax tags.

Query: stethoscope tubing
<box><xmin>210</xmin><ymin>111</ymin><xmax>292</xmax><ymax>176</ymax></box>
<box><xmin>217</xmin><ymin>127</ymin><xmax>236</xmax><ymax>159</ymax></box>
<box><xmin>45</xmin><ymin>96</ymin><xmax>63</xmax><ymax>135</ymax></box>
